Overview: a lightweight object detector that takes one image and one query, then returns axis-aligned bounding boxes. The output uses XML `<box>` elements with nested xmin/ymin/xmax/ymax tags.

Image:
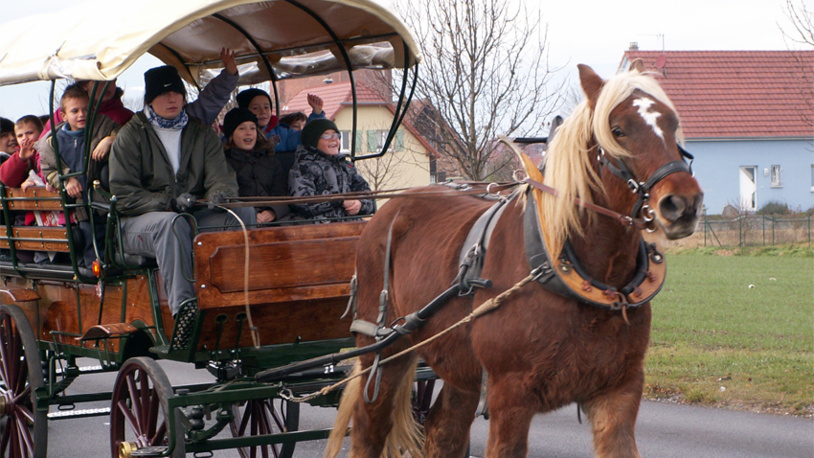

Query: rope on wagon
<box><xmin>219</xmin><ymin>205</ymin><xmax>261</xmax><ymax>348</ymax></box>
<box><xmin>278</xmin><ymin>270</ymin><xmax>540</xmax><ymax>403</ymax></box>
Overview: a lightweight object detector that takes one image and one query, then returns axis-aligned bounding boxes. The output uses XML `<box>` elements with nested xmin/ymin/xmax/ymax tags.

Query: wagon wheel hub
<box><xmin>118</xmin><ymin>441</ymin><xmax>136</xmax><ymax>458</ymax></box>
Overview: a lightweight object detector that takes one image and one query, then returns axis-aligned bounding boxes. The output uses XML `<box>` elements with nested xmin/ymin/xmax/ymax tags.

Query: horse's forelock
<box><xmin>593</xmin><ymin>70</ymin><xmax>682</xmax><ymax>158</ymax></box>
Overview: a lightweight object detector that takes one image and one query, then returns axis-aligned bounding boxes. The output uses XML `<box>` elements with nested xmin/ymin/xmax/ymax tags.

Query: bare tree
<box><xmin>356</xmin><ymin>148</ymin><xmax>423</xmax><ymax>191</ymax></box>
<box><xmin>780</xmin><ymin>1</ymin><xmax>814</xmax><ymax>151</ymax></box>
<box><xmin>782</xmin><ymin>0</ymin><xmax>814</xmax><ymax>47</ymax></box>
<box><xmin>396</xmin><ymin>0</ymin><xmax>561</xmax><ymax>181</ymax></box>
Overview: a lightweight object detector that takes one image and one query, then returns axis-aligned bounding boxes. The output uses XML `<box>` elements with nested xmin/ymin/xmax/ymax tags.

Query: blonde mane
<box><xmin>540</xmin><ymin>68</ymin><xmax>683</xmax><ymax>258</ymax></box>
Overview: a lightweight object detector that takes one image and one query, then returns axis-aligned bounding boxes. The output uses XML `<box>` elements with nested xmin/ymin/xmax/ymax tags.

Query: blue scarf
<box><xmin>144</xmin><ymin>104</ymin><xmax>188</xmax><ymax>130</ymax></box>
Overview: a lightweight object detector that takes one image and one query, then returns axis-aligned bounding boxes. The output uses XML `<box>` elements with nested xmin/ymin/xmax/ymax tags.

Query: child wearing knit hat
<box><xmin>222</xmin><ymin>108</ymin><xmax>289</xmax><ymax>224</ymax></box>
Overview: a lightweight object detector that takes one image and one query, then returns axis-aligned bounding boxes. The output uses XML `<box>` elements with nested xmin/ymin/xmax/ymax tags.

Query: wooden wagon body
<box><xmin>0</xmin><ymin>1</ymin><xmax>425</xmax><ymax>456</ymax></box>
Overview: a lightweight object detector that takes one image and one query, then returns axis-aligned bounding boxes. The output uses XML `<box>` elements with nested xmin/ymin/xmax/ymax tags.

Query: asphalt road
<box><xmin>43</xmin><ymin>359</ymin><xmax>813</xmax><ymax>457</ymax></box>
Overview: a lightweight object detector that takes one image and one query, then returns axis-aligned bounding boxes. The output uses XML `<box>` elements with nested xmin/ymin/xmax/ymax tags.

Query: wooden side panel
<box><xmin>4</xmin><ymin>187</ymin><xmax>64</xmax><ymax>211</ymax></box>
<box><xmin>195</xmin><ymin>297</ymin><xmax>353</xmax><ymax>350</ymax></box>
<box><xmin>194</xmin><ymin>221</ymin><xmax>365</xmax><ymax>308</ymax></box>
<box><xmin>193</xmin><ymin>221</ymin><xmax>364</xmax><ymax>349</ymax></box>
<box><xmin>0</xmin><ymin>275</ymin><xmax>167</xmax><ymax>352</ymax></box>
<box><xmin>0</xmin><ymin>227</ymin><xmax>70</xmax><ymax>252</ymax></box>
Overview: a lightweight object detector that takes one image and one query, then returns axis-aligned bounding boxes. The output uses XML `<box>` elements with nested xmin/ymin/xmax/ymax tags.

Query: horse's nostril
<box><xmin>659</xmin><ymin>195</ymin><xmax>686</xmax><ymax>221</ymax></box>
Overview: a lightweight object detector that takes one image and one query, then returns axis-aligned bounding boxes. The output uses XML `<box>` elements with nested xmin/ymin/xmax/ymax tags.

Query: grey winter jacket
<box><xmin>288</xmin><ymin>145</ymin><xmax>375</xmax><ymax>221</ymax></box>
<box><xmin>109</xmin><ymin>112</ymin><xmax>238</xmax><ymax>216</ymax></box>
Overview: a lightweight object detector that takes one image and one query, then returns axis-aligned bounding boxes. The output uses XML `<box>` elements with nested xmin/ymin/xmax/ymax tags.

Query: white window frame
<box><xmin>770</xmin><ymin>165</ymin><xmax>782</xmax><ymax>188</ymax></box>
<box><xmin>340</xmin><ymin>130</ymin><xmax>351</xmax><ymax>153</ymax></box>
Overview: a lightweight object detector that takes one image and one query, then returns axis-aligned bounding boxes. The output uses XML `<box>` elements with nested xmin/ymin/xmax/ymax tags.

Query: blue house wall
<box><xmin>687</xmin><ymin>139</ymin><xmax>814</xmax><ymax>214</ymax></box>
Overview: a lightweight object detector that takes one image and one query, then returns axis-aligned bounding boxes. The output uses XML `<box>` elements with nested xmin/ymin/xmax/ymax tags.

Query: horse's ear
<box><xmin>578</xmin><ymin>64</ymin><xmax>604</xmax><ymax>102</ymax></box>
<box><xmin>629</xmin><ymin>58</ymin><xmax>645</xmax><ymax>73</ymax></box>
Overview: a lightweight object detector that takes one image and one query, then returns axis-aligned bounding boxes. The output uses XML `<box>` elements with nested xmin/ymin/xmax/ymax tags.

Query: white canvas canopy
<box><xmin>0</xmin><ymin>0</ymin><xmax>421</xmax><ymax>87</ymax></box>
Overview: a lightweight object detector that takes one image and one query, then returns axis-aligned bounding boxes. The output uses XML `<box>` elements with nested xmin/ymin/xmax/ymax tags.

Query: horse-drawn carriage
<box><xmin>0</xmin><ymin>0</ymin><xmax>425</xmax><ymax>456</ymax></box>
<box><xmin>0</xmin><ymin>0</ymin><xmax>705</xmax><ymax>456</ymax></box>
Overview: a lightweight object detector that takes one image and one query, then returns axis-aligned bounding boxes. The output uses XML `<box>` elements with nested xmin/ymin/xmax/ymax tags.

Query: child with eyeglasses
<box><xmin>288</xmin><ymin>119</ymin><xmax>375</xmax><ymax>222</ymax></box>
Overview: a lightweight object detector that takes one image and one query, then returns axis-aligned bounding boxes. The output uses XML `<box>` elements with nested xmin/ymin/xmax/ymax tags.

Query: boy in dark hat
<box><xmin>288</xmin><ymin>118</ymin><xmax>374</xmax><ymax>222</ymax></box>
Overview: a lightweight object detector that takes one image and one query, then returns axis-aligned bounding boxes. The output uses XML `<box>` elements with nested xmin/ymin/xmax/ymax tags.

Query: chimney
<box><xmin>629</xmin><ymin>42</ymin><xmax>639</xmax><ymax>50</ymax></box>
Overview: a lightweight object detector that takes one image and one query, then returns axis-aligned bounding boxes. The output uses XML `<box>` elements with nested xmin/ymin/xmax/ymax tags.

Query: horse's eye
<box><xmin>612</xmin><ymin>127</ymin><xmax>625</xmax><ymax>138</ymax></box>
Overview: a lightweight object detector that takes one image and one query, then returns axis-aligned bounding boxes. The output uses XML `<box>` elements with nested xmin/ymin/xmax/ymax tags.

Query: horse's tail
<box><xmin>324</xmin><ymin>358</ymin><xmax>425</xmax><ymax>458</ymax></box>
<box><xmin>385</xmin><ymin>357</ymin><xmax>424</xmax><ymax>458</ymax></box>
<box><xmin>324</xmin><ymin>362</ymin><xmax>360</xmax><ymax>458</ymax></box>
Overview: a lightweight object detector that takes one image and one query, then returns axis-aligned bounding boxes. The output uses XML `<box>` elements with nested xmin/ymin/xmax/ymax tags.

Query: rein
<box><xmin>214</xmin><ymin>183</ymin><xmax>521</xmax><ymax>208</ymax></box>
<box><xmin>522</xmin><ymin>177</ymin><xmax>646</xmax><ymax>229</ymax></box>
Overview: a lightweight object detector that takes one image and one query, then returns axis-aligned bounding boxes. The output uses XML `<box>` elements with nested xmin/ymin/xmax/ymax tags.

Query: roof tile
<box><xmin>621</xmin><ymin>50</ymin><xmax>814</xmax><ymax>139</ymax></box>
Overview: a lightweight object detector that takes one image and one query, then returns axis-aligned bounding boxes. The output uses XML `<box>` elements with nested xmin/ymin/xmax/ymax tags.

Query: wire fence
<box><xmin>701</xmin><ymin>214</ymin><xmax>812</xmax><ymax>247</ymax></box>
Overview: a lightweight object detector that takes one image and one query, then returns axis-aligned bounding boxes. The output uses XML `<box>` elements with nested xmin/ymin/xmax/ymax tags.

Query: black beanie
<box><xmin>0</xmin><ymin>117</ymin><xmax>13</xmax><ymax>136</ymax></box>
<box><xmin>144</xmin><ymin>66</ymin><xmax>186</xmax><ymax>105</ymax></box>
<box><xmin>223</xmin><ymin>108</ymin><xmax>259</xmax><ymax>140</ymax></box>
<box><xmin>301</xmin><ymin>119</ymin><xmax>339</xmax><ymax>150</ymax></box>
<box><xmin>236</xmin><ymin>88</ymin><xmax>272</xmax><ymax>111</ymax></box>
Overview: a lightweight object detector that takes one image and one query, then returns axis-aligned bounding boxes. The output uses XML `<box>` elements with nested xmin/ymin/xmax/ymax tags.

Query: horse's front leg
<box><xmin>582</xmin><ymin>370</ymin><xmax>644</xmax><ymax>458</ymax></box>
<box><xmin>483</xmin><ymin>375</ymin><xmax>536</xmax><ymax>457</ymax></box>
<box><xmin>423</xmin><ymin>382</ymin><xmax>480</xmax><ymax>457</ymax></box>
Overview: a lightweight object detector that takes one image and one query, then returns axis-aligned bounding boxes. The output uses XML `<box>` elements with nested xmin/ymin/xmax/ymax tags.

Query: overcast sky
<box><xmin>0</xmin><ymin>0</ymin><xmax>802</xmax><ymax>121</ymax></box>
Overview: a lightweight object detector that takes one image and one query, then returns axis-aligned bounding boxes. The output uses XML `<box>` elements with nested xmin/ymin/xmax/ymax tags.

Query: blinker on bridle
<box><xmin>597</xmin><ymin>144</ymin><xmax>694</xmax><ymax>231</ymax></box>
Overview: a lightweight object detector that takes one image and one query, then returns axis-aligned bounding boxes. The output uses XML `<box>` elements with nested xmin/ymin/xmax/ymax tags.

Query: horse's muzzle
<box><xmin>656</xmin><ymin>192</ymin><xmax>704</xmax><ymax>239</ymax></box>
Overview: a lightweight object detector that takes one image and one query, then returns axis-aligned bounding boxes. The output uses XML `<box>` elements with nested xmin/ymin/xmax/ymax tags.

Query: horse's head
<box><xmin>579</xmin><ymin>61</ymin><xmax>704</xmax><ymax>239</ymax></box>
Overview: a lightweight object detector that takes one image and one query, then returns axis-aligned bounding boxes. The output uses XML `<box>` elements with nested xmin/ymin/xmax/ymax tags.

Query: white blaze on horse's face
<box><xmin>632</xmin><ymin>97</ymin><xmax>664</xmax><ymax>140</ymax></box>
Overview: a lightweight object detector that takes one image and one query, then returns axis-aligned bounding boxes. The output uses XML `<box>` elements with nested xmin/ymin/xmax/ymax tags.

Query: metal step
<box><xmin>47</xmin><ymin>407</ymin><xmax>110</xmax><ymax>420</ymax></box>
<box><xmin>55</xmin><ymin>364</ymin><xmax>105</xmax><ymax>374</ymax></box>
<box><xmin>132</xmin><ymin>446</ymin><xmax>169</xmax><ymax>457</ymax></box>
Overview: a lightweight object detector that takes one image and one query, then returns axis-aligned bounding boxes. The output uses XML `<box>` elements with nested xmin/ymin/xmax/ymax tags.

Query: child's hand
<box><xmin>64</xmin><ymin>177</ymin><xmax>82</xmax><ymax>198</ymax></box>
<box><xmin>221</xmin><ymin>48</ymin><xmax>238</xmax><ymax>75</ymax></box>
<box><xmin>257</xmin><ymin>209</ymin><xmax>276</xmax><ymax>223</ymax></box>
<box><xmin>18</xmin><ymin>137</ymin><xmax>36</xmax><ymax>160</ymax></box>
<box><xmin>92</xmin><ymin>136</ymin><xmax>114</xmax><ymax>160</ymax></box>
<box><xmin>307</xmin><ymin>94</ymin><xmax>324</xmax><ymax>115</ymax></box>
<box><xmin>20</xmin><ymin>179</ymin><xmax>35</xmax><ymax>191</ymax></box>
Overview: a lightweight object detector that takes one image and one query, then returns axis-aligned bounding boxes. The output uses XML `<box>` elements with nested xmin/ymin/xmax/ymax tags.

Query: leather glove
<box><xmin>208</xmin><ymin>191</ymin><xmax>229</xmax><ymax>210</ymax></box>
<box><xmin>174</xmin><ymin>193</ymin><xmax>196</xmax><ymax>213</ymax></box>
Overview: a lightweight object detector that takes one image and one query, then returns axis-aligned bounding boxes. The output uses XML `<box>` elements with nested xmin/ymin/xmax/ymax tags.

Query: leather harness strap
<box><xmin>522</xmin><ymin>177</ymin><xmax>646</xmax><ymax>229</ymax></box>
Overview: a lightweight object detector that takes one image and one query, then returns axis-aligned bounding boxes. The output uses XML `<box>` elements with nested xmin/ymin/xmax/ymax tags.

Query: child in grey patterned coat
<box><xmin>288</xmin><ymin>119</ymin><xmax>375</xmax><ymax>222</ymax></box>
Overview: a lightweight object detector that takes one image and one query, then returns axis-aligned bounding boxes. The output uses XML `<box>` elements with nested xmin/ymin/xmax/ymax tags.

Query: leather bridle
<box><xmin>597</xmin><ymin>144</ymin><xmax>694</xmax><ymax>229</ymax></box>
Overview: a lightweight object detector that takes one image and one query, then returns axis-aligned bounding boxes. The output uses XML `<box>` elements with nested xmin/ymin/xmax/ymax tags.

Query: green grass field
<box><xmin>645</xmin><ymin>247</ymin><xmax>813</xmax><ymax>415</ymax></box>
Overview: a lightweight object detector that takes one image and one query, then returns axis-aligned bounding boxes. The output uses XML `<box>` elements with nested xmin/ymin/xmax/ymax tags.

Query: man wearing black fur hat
<box><xmin>109</xmin><ymin>65</ymin><xmax>255</xmax><ymax>338</ymax></box>
<box><xmin>288</xmin><ymin>118</ymin><xmax>375</xmax><ymax>222</ymax></box>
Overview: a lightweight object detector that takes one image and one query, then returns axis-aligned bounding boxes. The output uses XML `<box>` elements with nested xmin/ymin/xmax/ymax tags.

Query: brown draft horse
<box><xmin>326</xmin><ymin>62</ymin><xmax>703</xmax><ymax>457</ymax></box>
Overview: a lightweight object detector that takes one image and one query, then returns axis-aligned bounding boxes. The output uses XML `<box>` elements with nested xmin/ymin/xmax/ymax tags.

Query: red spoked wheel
<box><xmin>0</xmin><ymin>304</ymin><xmax>47</xmax><ymax>458</ymax></box>
<box><xmin>229</xmin><ymin>397</ymin><xmax>300</xmax><ymax>458</ymax></box>
<box><xmin>109</xmin><ymin>357</ymin><xmax>184</xmax><ymax>458</ymax></box>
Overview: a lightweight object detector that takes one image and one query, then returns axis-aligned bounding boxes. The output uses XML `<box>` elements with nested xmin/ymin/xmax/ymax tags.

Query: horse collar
<box><xmin>524</xmin><ymin>189</ymin><xmax>666</xmax><ymax>311</ymax></box>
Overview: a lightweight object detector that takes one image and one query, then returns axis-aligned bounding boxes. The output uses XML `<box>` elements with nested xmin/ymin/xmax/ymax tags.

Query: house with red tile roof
<box><xmin>281</xmin><ymin>81</ymin><xmax>442</xmax><ymax>189</ymax></box>
<box><xmin>619</xmin><ymin>49</ymin><xmax>813</xmax><ymax>214</ymax></box>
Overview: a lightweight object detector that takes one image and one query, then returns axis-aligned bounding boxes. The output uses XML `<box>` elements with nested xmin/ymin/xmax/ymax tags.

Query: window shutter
<box><xmin>355</xmin><ymin>131</ymin><xmax>363</xmax><ymax>154</ymax></box>
<box><xmin>395</xmin><ymin>129</ymin><xmax>404</xmax><ymax>152</ymax></box>
<box><xmin>367</xmin><ymin>131</ymin><xmax>377</xmax><ymax>153</ymax></box>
